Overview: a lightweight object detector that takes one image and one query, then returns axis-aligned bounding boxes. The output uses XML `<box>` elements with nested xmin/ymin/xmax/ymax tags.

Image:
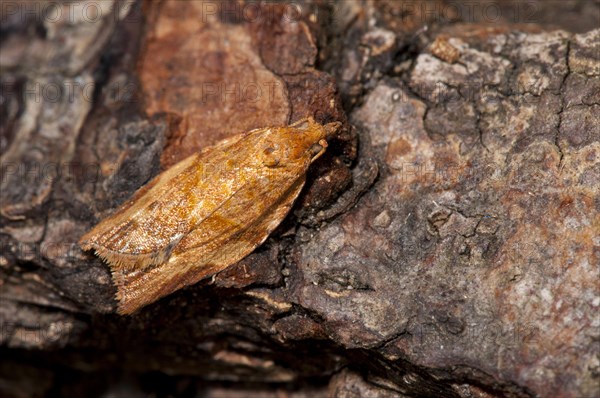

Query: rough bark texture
<box><xmin>1</xmin><ymin>1</ymin><xmax>598</xmax><ymax>397</ymax></box>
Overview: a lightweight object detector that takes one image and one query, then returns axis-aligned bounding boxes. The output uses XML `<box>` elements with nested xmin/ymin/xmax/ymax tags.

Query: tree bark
<box><xmin>1</xmin><ymin>1</ymin><xmax>598</xmax><ymax>397</ymax></box>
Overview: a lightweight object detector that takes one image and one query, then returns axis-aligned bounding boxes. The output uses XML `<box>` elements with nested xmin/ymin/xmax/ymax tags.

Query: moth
<box><xmin>80</xmin><ymin>117</ymin><xmax>340</xmax><ymax>314</ymax></box>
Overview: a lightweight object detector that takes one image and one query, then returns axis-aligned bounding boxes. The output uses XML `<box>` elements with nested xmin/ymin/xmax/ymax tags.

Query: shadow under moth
<box><xmin>80</xmin><ymin>117</ymin><xmax>340</xmax><ymax>315</ymax></box>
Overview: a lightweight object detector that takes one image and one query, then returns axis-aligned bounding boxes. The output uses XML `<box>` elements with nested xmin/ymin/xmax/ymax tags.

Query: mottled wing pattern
<box><xmin>113</xmin><ymin>176</ymin><xmax>306</xmax><ymax>314</ymax></box>
<box><xmin>79</xmin><ymin>118</ymin><xmax>337</xmax><ymax>315</ymax></box>
<box><xmin>79</xmin><ymin>131</ymin><xmax>251</xmax><ymax>271</ymax></box>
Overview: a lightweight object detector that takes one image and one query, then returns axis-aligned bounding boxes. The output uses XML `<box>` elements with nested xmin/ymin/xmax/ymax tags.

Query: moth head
<box><xmin>260</xmin><ymin>118</ymin><xmax>341</xmax><ymax>168</ymax></box>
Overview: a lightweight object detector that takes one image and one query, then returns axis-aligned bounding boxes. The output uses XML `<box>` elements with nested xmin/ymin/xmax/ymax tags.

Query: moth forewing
<box><xmin>79</xmin><ymin>152</ymin><xmax>203</xmax><ymax>270</ymax></box>
<box><xmin>80</xmin><ymin>117</ymin><xmax>339</xmax><ymax>314</ymax></box>
<box><xmin>114</xmin><ymin>177</ymin><xmax>307</xmax><ymax>314</ymax></box>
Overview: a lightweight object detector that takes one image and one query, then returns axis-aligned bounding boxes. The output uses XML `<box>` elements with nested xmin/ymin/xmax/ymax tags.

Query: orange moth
<box><xmin>80</xmin><ymin>117</ymin><xmax>340</xmax><ymax>314</ymax></box>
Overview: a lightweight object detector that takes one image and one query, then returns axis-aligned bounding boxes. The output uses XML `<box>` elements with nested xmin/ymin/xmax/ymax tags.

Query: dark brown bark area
<box><xmin>1</xmin><ymin>1</ymin><xmax>598</xmax><ymax>397</ymax></box>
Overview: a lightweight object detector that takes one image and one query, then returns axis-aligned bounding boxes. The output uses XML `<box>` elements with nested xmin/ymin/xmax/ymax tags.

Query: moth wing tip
<box><xmin>112</xmin><ymin>271</ymin><xmax>157</xmax><ymax>316</ymax></box>
<box><xmin>78</xmin><ymin>228</ymin><xmax>106</xmax><ymax>251</ymax></box>
<box><xmin>78</xmin><ymin>238</ymin><xmax>92</xmax><ymax>251</ymax></box>
<box><xmin>115</xmin><ymin>298</ymin><xmax>136</xmax><ymax>316</ymax></box>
